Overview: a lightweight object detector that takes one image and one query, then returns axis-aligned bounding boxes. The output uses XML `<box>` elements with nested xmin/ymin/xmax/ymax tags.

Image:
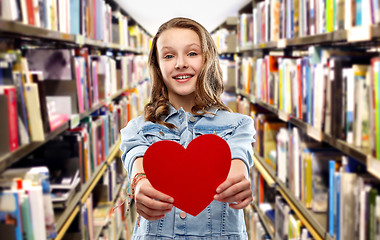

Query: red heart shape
<box><xmin>143</xmin><ymin>134</ymin><xmax>231</xmax><ymax>216</ymax></box>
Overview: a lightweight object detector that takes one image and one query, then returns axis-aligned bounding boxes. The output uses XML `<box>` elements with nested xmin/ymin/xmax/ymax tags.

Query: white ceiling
<box><xmin>115</xmin><ymin>0</ymin><xmax>250</xmax><ymax>36</ymax></box>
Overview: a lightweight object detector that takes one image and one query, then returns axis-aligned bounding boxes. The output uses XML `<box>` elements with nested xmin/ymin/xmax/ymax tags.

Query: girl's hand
<box><xmin>213</xmin><ymin>159</ymin><xmax>253</xmax><ymax>209</ymax></box>
<box><xmin>134</xmin><ymin>178</ymin><xmax>174</xmax><ymax>220</ymax></box>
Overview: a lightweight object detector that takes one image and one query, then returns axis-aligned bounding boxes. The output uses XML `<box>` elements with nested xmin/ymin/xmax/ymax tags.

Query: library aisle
<box><xmin>1</xmin><ymin>0</ymin><xmax>380</xmax><ymax>239</ymax></box>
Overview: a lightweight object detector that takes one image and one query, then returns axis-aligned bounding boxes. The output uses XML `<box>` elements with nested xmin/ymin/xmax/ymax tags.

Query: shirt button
<box><xmin>159</xmin><ymin>130</ymin><xmax>164</xmax><ymax>136</ymax></box>
<box><xmin>189</xmin><ymin>116</ymin><xmax>196</xmax><ymax>122</ymax></box>
<box><xmin>180</xmin><ymin>211</ymin><xmax>187</xmax><ymax>219</ymax></box>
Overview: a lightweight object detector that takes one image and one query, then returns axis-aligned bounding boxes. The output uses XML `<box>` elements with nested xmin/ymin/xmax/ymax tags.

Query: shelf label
<box><xmin>70</xmin><ymin>114</ymin><xmax>80</xmax><ymax>129</ymax></box>
<box><xmin>347</xmin><ymin>26</ymin><xmax>372</xmax><ymax>42</ymax></box>
<box><xmin>277</xmin><ymin>39</ymin><xmax>287</xmax><ymax>48</ymax></box>
<box><xmin>367</xmin><ymin>155</ymin><xmax>380</xmax><ymax>180</ymax></box>
<box><xmin>278</xmin><ymin>110</ymin><xmax>289</xmax><ymax>121</ymax></box>
<box><xmin>307</xmin><ymin>125</ymin><xmax>323</xmax><ymax>142</ymax></box>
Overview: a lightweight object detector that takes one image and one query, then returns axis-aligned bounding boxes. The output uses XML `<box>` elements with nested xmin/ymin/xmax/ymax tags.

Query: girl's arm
<box><xmin>213</xmin><ymin>159</ymin><xmax>253</xmax><ymax>209</ymax></box>
<box><xmin>131</xmin><ymin>157</ymin><xmax>174</xmax><ymax>220</ymax></box>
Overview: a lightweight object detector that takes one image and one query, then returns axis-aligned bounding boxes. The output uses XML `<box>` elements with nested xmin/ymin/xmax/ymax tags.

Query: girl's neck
<box><xmin>169</xmin><ymin>94</ymin><xmax>195</xmax><ymax>113</ymax></box>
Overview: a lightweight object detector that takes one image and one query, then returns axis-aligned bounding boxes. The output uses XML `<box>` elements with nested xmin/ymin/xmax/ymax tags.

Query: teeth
<box><xmin>174</xmin><ymin>75</ymin><xmax>192</xmax><ymax>80</ymax></box>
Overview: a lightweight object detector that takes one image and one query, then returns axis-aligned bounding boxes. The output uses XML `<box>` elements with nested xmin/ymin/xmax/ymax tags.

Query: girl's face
<box><xmin>156</xmin><ymin>28</ymin><xmax>203</xmax><ymax>107</ymax></box>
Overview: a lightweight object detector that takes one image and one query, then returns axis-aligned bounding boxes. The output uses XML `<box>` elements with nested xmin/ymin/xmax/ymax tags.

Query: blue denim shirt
<box><xmin>120</xmin><ymin>105</ymin><xmax>256</xmax><ymax>240</ymax></box>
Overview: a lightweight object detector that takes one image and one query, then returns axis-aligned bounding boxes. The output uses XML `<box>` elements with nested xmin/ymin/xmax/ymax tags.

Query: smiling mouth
<box><xmin>173</xmin><ymin>75</ymin><xmax>194</xmax><ymax>80</ymax></box>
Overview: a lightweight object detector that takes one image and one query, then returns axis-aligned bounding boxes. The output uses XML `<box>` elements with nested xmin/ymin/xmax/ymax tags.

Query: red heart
<box><xmin>143</xmin><ymin>134</ymin><xmax>231</xmax><ymax>216</ymax></box>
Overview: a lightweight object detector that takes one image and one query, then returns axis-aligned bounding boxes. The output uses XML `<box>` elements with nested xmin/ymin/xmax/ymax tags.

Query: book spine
<box><xmin>328</xmin><ymin>160</ymin><xmax>335</xmax><ymax>236</ymax></box>
<box><xmin>0</xmin><ymin>87</ymin><xmax>19</xmax><ymax>151</ymax></box>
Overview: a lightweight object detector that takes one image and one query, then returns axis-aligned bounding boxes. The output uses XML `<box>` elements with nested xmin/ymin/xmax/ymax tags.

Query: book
<box><xmin>1</xmin><ymin>166</ymin><xmax>57</xmax><ymax>239</ymax></box>
<box><xmin>275</xmin><ymin>196</ymin><xmax>290</xmax><ymax>240</ymax></box>
<box><xmin>30</xmin><ymin>71</ymin><xmax>51</xmax><ymax>134</ymax></box>
<box><xmin>12</xmin><ymin>71</ymin><xmax>31</xmax><ymax>147</ymax></box>
<box><xmin>340</xmin><ymin>171</ymin><xmax>358</xmax><ymax>240</ymax></box>
<box><xmin>352</xmin><ymin>64</ymin><xmax>370</xmax><ymax>149</ymax></box>
<box><xmin>264</xmin><ymin>121</ymin><xmax>286</xmax><ymax>170</ymax></box>
<box><xmin>19</xmin><ymin>190</ymin><xmax>34</xmax><ymax>240</ymax></box>
<box><xmin>24</xmin><ymin>83</ymin><xmax>45</xmax><ymax>141</ymax></box>
<box><xmin>311</xmin><ymin>151</ymin><xmax>342</xmax><ymax>212</ymax></box>
<box><xmin>93</xmin><ymin>202</ymin><xmax>113</xmax><ymax>226</ymax></box>
<box><xmin>0</xmin><ymin>86</ymin><xmax>19</xmax><ymax>154</ymax></box>
<box><xmin>25</xmin><ymin>49</ymin><xmax>73</xmax><ymax>81</ymax></box>
<box><xmin>42</xmin><ymin>135</ymin><xmax>82</xmax><ymax>190</ymax></box>
<box><xmin>0</xmin><ymin>191</ymin><xmax>23</xmax><ymax>240</ymax></box>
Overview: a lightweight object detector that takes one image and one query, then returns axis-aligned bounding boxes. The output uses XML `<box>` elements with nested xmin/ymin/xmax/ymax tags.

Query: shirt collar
<box><xmin>164</xmin><ymin>104</ymin><xmax>218</xmax><ymax>121</ymax></box>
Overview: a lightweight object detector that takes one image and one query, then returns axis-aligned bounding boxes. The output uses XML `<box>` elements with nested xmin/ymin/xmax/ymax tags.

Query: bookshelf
<box><xmin>252</xmin><ymin>201</ymin><xmax>275</xmax><ymax>239</ymax></box>
<box><xmin>231</xmin><ymin>0</ymin><xmax>380</xmax><ymax>239</ymax></box>
<box><xmin>252</xmin><ymin>152</ymin><xmax>330</xmax><ymax>240</ymax></box>
<box><xmin>0</xmin><ymin>0</ymin><xmax>149</xmax><ymax>239</ymax></box>
<box><xmin>239</xmin><ymin>92</ymin><xmax>370</xmax><ymax>165</ymax></box>
<box><xmin>54</xmin><ymin>141</ymin><xmax>121</xmax><ymax>240</ymax></box>
<box><xmin>0</xmin><ymin>19</ymin><xmax>143</xmax><ymax>54</ymax></box>
<box><xmin>0</xmin><ymin>89</ymin><xmax>130</xmax><ymax>173</ymax></box>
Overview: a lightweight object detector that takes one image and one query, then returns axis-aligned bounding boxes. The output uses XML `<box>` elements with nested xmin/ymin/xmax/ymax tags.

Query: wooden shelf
<box><xmin>235</xmin><ymin>24</ymin><xmax>380</xmax><ymax>51</ymax></box>
<box><xmin>0</xmin><ymin>88</ymin><xmax>129</xmax><ymax>173</ymax></box>
<box><xmin>54</xmin><ymin>140</ymin><xmax>122</xmax><ymax>240</ymax></box>
<box><xmin>0</xmin><ymin>19</ymin><xmax>143</xmax><ymax>53</ymax></box>
<box><xmin>252</xmin><ymin>202</ymin><xmax>275</xmax><ymax>239</ymax></box>
<box><xmin>252</xmin><ymin>153</ymin><xmax>332</xmax><ymax>240</ymax></box>
<box><xmin>0</xmin><ymin>121</ymin><xmax>69</xmax><ymax>173</ymax></box>
<box><xmin>237</xmin><ymin>90</ymin><xmax>370</xmax><ymax>165</ymax></box>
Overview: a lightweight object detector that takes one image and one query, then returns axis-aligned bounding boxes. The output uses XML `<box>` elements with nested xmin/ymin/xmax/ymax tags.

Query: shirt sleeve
<box><xmin>120</xmin><ymin>118</ymin><xmax>150</xmax><ymax>175</ymax></box>
<box><xmin>227</xmin><ymin>115</ymin><xmax>256</xmax><ymax>172</ymax></box>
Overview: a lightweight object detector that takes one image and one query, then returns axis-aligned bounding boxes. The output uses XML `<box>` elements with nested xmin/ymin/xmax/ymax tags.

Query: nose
<box><xmin>175</xmin><ymin>55</ymin><xmax>188</xmax><ymax>69</ymax></box>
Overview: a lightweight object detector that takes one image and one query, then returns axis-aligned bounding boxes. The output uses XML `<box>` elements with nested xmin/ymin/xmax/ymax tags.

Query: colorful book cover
<box><xmin>0</xmin><ymin>191</ymin><xmax>22</xmax><ymax>240</ymax></box>
<box><xmin>375</xmin><ymin>61</ymin><xmax>380</xmax><ymax>158</ymax></box>
<box><xmin>335</xmin><ymin>172</ymin><xmax>341</xmax><ymax>240</ymax></box>
<box><xmin>24</xmin><ymin>83</ymin><xmax>45</xmax><ymax>141</ymax></box>
<box><xmin>328</xmin><ymin>160</ymin><xmax>336</xmax><ymax>236</ymax></box>
<box><xmin>0</xmin><ymin>86</ymin><xmax>19</xmax><ymax>152</ymax></box>
<box><xmin>70</xmin><ymin>0</ymin><xmax>80</xmax><ymax>35</ymax></box>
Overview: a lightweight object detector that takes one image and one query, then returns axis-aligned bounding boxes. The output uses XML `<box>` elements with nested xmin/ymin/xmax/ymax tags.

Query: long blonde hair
<box><xmin>144</xmin><ymin>17</ymin><xmax>230</xmax><ymax>128</ymax></box>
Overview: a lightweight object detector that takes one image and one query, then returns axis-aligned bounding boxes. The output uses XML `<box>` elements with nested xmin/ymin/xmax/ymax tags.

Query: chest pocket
<box><xmin>141</xmin><ymin>126</ymin><xmax>180</xmax><ymax>144</ymax></box>
<box><xmin>194</xmin><ymin>125</ymin><xmax>235</xmax><ymax>141</ymax></box>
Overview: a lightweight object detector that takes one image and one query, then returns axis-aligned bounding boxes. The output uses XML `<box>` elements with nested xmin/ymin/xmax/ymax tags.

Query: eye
<box><xmin>188</xmin><ymin>52</ymin><xmax>197</xmax><ymax>56</ymax></box>
<box><xmin>164</xmin><ymin>55</ymin><xmax>174</xmax><ymax>59</ymax></box>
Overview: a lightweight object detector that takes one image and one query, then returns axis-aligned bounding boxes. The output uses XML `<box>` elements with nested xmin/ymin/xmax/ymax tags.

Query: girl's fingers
<box><xmin>136</xmin><ymin>207</ymin><xmax>166</xmax><ymax>221</ymax></box>
<box><xmin>216</xmin><ymin>176</ymin><xmax>241</xmax><ymax>194</ymax></box>
<box><xmin>135</xmin><ymin>193</ymin><xmax>174</xmax><ymax>211</ymax></box>
<box><xmin>134</xmin><ymin>179</ymin><xmax>174</xmax><ymax>220</ymax></box>
<box><xmin>228</xmin><ymin>197</ymin><xmax>253</xmax><ymax>209</ymax></box>
<box><xmin>214</xmin><ymin>179</ymin><xmax>251</xmax><ymax>200</ymax></box>
<box><xmin>136</xmin><ymin>179</ymin><xmax>174</xmax><ymax>204</ymax></box>
<box><xmin>136</xmin><ymin>198</ymin><xmax>173</xmax><ymax>218</ymax></box>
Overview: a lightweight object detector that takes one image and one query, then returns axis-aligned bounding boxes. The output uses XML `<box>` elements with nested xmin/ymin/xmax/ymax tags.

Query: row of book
<box><xmin>0</xmin><ymin>84</ymin><xmax>141</xmax><ymax>239</ymax></box>
<box><xmin>77</xmin><ymin>159</ymin><xmax>128</xmax><ymax>240</ymax></box>
<box><xmin>245</xmin><ymin>206</ymin><xmax>271</xmax><ymax>240</ymax></box>
<box><xmin>238</xmin><ymin>47</ymin><xmax>380</xmax><ymax>156</ymax></box>
<box><xmin>248</xmin><ymin>163</ymin><xmax>314</xmax><ymax>239</ymax></box>
<box><xmin>0</xmin><ymin>0</ymin><xmax>151</xmax><ymax>51</ymax></box>
<box><xmin>219</xmin><ymin>54</ymin><xmax>238</xmax><ymax>93</ymax></box>
<box><xmin>0</xmin><ymin>158</ymin><xmax>126</xmax><ymax>240</ymax></box>
<box><xmin>212</xmin><ymin>28</ymin><xmax>238</xmax><ymax>53</ymax></box>
<box><xmin>327</xmin><ymin>157</ymin><xmax>380</xmax><ymax>240</ymax></box>
<box><xmin>237</xmin><ymin>0</ymin><xmax>380</xmax><ymax>47</ymax></box>
<box><xmin>0</xmin><ymin>167</ymin><xmax>58</xmax><ymax>240</ymax></box>
<box><xmin>250</xmin><ymin>108</ymin><xmax>380</xmax><ymax>239</ymax></box>
<box><xmin>0</xmin><ymin>94</ymin><xmax>130</xmax><ymax>239</ymax></box>
<box><xmin>0</xmin><ymin>48</ymin><xmax>149</xmax><ymax>156</ymax></box>
<box><xmin>274</xmin><ymin>196</ymin><xmax>313</xmax><ymax>240</ymax></box>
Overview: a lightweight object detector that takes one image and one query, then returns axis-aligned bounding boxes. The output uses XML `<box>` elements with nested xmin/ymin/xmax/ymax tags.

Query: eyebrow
<box><xmin>159</xmin><ymin>43</ymin><xmax>201</xmax><ymax>51</ymax></box>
